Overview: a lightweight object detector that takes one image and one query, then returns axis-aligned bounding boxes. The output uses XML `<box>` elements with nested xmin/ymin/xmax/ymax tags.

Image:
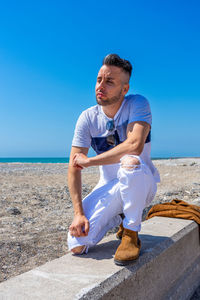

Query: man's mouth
<box><xmin>97</xmin><ymin>92</ymin><xmax>106</xmax><ymax>97</ymax></box>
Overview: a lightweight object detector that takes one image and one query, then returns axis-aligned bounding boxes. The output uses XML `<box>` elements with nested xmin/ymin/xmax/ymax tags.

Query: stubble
<box><xmin>96</xmin><ymin>88</ymin><xmax>123</xmax><ymax>106</ymax></box>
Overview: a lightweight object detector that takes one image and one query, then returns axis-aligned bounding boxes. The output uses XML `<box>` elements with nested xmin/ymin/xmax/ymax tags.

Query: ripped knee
<box><xmin>120</xmin><ymin>155</ymin><xmax>141</xmax><ymax>170</ymax></box>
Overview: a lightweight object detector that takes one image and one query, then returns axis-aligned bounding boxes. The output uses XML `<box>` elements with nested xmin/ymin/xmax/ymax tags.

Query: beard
<box><xmin>96</xmin><ymin>89</ymin><xmax>123</xmax><ymax>106</ymax></box>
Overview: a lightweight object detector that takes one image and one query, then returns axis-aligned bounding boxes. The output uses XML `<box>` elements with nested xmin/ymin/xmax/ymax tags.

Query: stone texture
<box><xmin>0</xmin><ymin>158</ymin><xmax>200</xmax><ymax>297</ymax></box>
<box><xmin>0</xmin><ymin>217</ymin><xmax>199</xmax><ymax>300</ymax></box>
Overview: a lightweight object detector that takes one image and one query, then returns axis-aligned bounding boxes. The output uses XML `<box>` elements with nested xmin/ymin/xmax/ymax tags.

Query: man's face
<box><xmin>95</xmin><ymin>65</ymin><xmax>129</xmax><ymax>106</ymax></box>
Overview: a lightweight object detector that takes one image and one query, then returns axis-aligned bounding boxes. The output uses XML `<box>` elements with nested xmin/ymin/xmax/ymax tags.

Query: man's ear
<box><xmin>123</xmin><ymin>83</ymin><xmax>129</xmax><ymax>95</ymax></box>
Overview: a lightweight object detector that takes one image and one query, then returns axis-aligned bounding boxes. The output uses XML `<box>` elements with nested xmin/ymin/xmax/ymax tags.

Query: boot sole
<box><xmin>114</xmin><ymin>257</ymin><xmax>139</xmax><ymax>266</ymax></box>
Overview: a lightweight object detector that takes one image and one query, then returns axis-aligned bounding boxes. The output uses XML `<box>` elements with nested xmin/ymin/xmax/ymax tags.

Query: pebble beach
<box><xmin>1</xmin><ymin>158</ymin><xmax>200</xmax><ymax>296</ymax></box>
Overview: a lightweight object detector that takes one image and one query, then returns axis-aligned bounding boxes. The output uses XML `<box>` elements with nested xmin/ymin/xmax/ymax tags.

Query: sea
<box><xmin>0</xmin><ymin>157</ymin><xmax>190</xmax><ymax>163</ymax></box>
<box><xmin>0</xmin><ymin>158</ymin><xmax>70</xmax><ymax>163</ymax></box>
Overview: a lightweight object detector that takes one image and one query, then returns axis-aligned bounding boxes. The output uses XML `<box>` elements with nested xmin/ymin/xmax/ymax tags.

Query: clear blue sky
<box><xmin>0</xmin><ymin>0</ymin><xmax>200</xmax><ymax>158</ymax></box>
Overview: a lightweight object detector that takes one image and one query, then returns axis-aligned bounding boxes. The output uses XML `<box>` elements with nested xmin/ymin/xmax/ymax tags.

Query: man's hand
<box><xmin>69</xmin><ymin>214</ymin><xmax>90</xmax><ymax>237</ymax></box>
<box><xmin>73</xmin><ymin>153</ymin><xmax>91</xmax><ymax>169</ymax></box>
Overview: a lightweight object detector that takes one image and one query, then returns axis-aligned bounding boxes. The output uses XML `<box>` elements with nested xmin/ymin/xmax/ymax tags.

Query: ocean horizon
<box><xmin>0</xmin><ymin>157</ymin><xmax>70</xmax><ymax>163</ymax></box>
<box><xmin>0</xmin><ymin>156</ymin><xmax>199</xmax><ymax>163</ymax></box>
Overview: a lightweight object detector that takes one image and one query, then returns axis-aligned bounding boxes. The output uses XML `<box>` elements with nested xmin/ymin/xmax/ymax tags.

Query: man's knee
<box><xmin>120</xmin><ymin>155</ymin><xmax>141</xmax><ymax>170</ymax></box>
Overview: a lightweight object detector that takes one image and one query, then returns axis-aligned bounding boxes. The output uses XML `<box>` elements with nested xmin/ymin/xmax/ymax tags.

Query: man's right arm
<box><xmin>68</xmin><ymin>146</ymin><xmax>90</xmax><ymax>237</ymax></box>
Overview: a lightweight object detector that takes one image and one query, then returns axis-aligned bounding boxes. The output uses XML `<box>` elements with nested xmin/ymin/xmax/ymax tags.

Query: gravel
<box><xmin>0</xmin><ymin>158</ymin><xmax>200</xmax><ymax>298</ymax></box>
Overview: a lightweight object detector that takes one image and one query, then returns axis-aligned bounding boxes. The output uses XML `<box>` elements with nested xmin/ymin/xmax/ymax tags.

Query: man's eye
<box><xmin>107</xmin><ymin>80</ymin><xmax>113</xmax><ymax>84</ymax></box>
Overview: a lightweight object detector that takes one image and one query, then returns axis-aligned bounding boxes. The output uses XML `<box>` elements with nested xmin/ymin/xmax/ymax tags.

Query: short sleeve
<box><xmin>72</xmin><ymin>110</ymin><xmax>91</xmax><ymax>148</ymax></box>
<box><xmin>128</xmin><ymin>95</ymin><xmax>152</xmax><ymax>125</ymax></box>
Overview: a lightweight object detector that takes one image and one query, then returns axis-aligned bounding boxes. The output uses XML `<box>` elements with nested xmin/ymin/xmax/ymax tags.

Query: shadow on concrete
<box><xmin>140</xmin><ymin>234</ymin><xmax>170</xmax><ymax>255</ymax></box>
<box><xmin>74</xmin><ymin>239</ymin><xmax>121</xmax><ymax>260</ymax></box>
<box><xmin>74</xmin><ymin>234</ymin><xmax>170</xmax><ymax>261</ymax></box>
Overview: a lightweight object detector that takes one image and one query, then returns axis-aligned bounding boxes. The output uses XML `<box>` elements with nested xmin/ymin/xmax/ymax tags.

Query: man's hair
<box><xmin>102</xmin><ymin>54</ymin><xmax>132</xmax><ymax>78</ymax></box>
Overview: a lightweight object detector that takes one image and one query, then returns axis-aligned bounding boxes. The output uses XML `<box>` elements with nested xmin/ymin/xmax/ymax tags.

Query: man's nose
<box><xmin>98</xmin><ymin>80</ymin><xmax>105</xmax><ymax>90</ymax></box>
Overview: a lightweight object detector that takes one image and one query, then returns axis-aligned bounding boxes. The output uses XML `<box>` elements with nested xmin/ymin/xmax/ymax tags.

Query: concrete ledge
<box><xmin>0</xmin><ymin>217</ymin><xmax>200</xmax><ymax>300</ymax></box>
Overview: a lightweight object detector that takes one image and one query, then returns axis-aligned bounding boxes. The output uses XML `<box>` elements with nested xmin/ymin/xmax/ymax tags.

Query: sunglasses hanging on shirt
<box><xmin>106</xmin><ymin>120</ymin><xmax>115</xmax><ymax>131</ymax></box>
<box><xmin>106</xmin><ymin>120</ymin><xmax>117</xmax><ymax>146</ymax></box>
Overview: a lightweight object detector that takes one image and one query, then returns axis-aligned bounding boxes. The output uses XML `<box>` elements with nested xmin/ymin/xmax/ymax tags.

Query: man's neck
<box><xmin>102</xmin><ymin>98</ymin><xmax>124</xmax><ymax>119</ymax></box>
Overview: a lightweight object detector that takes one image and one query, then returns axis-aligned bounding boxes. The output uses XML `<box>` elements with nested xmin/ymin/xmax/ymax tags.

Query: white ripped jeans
<box><xmin>67</xmin><ymin>155</ymin><xmax>157</xmax><ymax>252</ymax></box>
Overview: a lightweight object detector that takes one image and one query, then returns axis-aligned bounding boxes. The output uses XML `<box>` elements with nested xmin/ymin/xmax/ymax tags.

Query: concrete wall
<box><xmin>0</xmin><ymin>217</ymin><xmax>199</xmax><ymax>300</ymax></box>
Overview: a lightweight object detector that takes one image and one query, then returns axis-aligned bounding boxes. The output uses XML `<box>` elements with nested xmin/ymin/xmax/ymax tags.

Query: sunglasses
<box><xmin>106</xmin><ymin>120</ymin><xmax>115</xmax><ymax>131</ymax></box>
<box><xmin>106</xmin><ymin>120</ymin><xmax>116</xmax><ymax>146</ymax></box>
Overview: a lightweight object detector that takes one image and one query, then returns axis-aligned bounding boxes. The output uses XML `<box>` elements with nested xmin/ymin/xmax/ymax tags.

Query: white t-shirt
<box><xmin>72</xmin><ymin>94</ymin><xmax>160</xmax><ymax>184</ymax></box>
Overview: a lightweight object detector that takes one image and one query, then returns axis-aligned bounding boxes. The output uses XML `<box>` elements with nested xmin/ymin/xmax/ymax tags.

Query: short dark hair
<box><xmin>102</xmin><ymin>54</ymin><xmax>132</xmax><ymax>78</ymax></box>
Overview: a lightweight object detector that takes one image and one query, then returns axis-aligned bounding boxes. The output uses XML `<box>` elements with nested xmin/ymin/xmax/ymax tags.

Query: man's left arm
<box><xmin>73</xmin><ymin>121</ymin><xmax>150</xmax><ymax>168</ymax></box>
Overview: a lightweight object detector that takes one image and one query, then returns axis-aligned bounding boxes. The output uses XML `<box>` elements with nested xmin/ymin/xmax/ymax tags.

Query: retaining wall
<box><xmin>0</xmin><ymin>217</ymin><xmax>199</xmax><ymax>300</ymax></box>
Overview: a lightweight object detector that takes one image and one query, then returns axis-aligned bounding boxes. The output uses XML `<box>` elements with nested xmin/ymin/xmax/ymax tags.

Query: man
<box><xmin>67</xmin><ymin>54</ymin><xmax>160</xmax><ymax>265</ymax></box>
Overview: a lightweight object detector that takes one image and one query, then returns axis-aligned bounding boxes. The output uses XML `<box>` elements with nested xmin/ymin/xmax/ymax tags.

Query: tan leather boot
<box><xmin>116</xmin><ymin>223</ymin><xmax>124</xmax><ymax>240</ymax></box>
<box><xmin>114</xmin><ymin>228</ymin><xmax>141</xmax><ymax>266</ymax></box>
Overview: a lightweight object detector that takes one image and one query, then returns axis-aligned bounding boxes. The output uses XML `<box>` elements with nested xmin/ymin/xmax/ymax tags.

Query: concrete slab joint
<box><xmin>0</xmin><ymin>217</ymin><xmax>200</xmax><ymax>300</ymax></box>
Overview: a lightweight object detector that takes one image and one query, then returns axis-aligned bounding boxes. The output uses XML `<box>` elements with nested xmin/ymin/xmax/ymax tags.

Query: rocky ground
<box><xmin>0</xmin><ymin>158</ymin><xmax>200</xmax><ymax>297</ymax></box>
